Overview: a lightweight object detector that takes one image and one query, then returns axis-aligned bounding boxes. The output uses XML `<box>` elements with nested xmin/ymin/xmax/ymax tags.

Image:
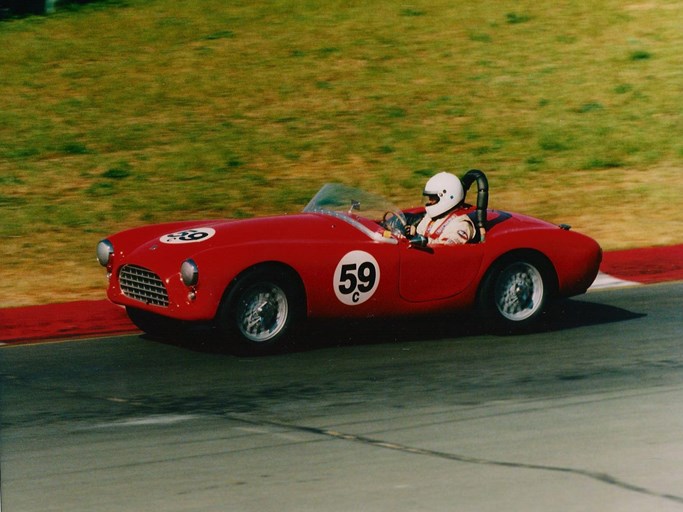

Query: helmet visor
<box><xmin>424</xmin><ymin>193</ymin><xmax>440</xmax><ymax>207</ymax></box>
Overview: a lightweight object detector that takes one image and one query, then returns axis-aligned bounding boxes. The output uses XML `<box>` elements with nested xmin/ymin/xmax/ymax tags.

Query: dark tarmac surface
<box><xmin>1</xmin><ymin>283</ymin><xmax>682</xmax><ymax>511</ymax></box>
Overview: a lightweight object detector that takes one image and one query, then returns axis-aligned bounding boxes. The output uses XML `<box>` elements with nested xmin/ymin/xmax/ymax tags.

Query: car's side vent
<box><xmin>119</xmin><ymin>265</ymin><xmax>169</xmax><ymax>307</ymax></box>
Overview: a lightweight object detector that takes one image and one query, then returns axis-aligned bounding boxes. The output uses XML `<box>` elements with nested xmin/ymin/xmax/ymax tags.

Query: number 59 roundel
<box><xmin>333</xmin><ymin>251</ymin><xmax>380</xmax><ymax>306</ymax></box>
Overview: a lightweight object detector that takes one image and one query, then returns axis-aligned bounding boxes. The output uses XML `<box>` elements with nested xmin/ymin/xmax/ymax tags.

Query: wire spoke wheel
<box><xmin>494</xmin><ymin>261</ymin><xmax>545</xmax><ymax>322</ymax></box>
<box><xmin>235</xmin><ymin>283</ymin><xmax>289</xmax><ymax>343</ymax></box>
<box><xmin>218</xmin><ymin>267</ymin><xmax>304</xmax><ymax>356</ymax></box>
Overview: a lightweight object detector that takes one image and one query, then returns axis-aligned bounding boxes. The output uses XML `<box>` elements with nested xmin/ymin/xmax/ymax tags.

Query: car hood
<box><xmin>111</xmin><ymin>212</ymin><xmax>363</xmax><ymax>266</ymax></box>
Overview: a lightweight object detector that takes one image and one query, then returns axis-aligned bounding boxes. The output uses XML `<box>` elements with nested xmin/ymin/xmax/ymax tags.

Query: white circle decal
<box><xmin>160</xmin><ymin>227</ymin><xmax>216</xmax><ymax>244</ymax></box>
<box><xmin>333</xmin><ymin>250</ymin><xmax>380</xmax><ymax>306</ymax></box>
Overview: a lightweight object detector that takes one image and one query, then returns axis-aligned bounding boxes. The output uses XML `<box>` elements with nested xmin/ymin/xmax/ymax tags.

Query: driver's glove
<box><xmin>409</xmin><ymin>234</ymin><xmax>428</xmax><ymax>248</ymax></box>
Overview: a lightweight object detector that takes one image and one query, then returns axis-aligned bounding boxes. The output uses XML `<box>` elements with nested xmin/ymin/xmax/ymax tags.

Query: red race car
<box><xmin>96</xmin><ymin>170</ymin><xmax>601</xmax><ymax>355</ymax></box>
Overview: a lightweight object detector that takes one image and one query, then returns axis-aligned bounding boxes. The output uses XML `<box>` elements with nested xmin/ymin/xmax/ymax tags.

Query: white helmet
<box><xmin>423</xmin><ymin>172</ymin><xmax>465</xmax><ymax>219</ymax></box>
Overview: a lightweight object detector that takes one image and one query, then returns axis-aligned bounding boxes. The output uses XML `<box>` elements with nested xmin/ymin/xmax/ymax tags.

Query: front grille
<box><xmin>119</xmin><ymin>265</ymin><xmax>169</xmax><ymax>307</ymax></box>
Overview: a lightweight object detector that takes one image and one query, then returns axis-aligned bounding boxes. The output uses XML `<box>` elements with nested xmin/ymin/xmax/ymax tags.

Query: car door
<box><xmin>398</xmin><ymin>241</ymin><xmax>484</xmax><ymax>302</ymax></box>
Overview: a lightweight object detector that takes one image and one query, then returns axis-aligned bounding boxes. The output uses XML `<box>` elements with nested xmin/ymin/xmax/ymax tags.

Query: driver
<box><xmin>412</xmin><ymin>172</ymin><xmax>474</xmax><ymax>246</ymax></box>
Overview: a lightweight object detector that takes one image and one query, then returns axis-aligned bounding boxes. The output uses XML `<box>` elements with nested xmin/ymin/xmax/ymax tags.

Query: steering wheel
<box><xmin>381</xmin><ymin>210</ymin><xmax>408</xmax><ymax>237</ymax></box>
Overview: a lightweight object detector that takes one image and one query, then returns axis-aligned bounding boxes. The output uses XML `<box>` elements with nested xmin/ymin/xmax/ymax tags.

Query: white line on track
<box><xmin>83</xmin><ymin>414</ymin><xmax>200</xmax><ymax>429</ymax></box>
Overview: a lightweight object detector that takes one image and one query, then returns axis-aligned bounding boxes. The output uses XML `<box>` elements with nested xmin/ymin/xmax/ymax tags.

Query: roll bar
<box><xmin>461</xmin><ymin>169</ymin><xmax>489</xmax><ymax>242</ymax></box>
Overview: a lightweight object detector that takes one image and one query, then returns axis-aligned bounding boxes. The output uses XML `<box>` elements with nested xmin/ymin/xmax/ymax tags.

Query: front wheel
<box><xmin>478</xmin><ymin>255</ymin><xmax>554</xmax><ymax>332</ymax></box>
<box><xmin>216</xmin><ymin>268</ymin><xmax>304</xmax><ymax>356</ymax></box>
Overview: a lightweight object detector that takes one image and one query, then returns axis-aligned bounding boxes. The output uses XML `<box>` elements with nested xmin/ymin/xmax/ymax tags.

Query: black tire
<box><xmin>216</xmin><ymin>267</ymin><xmax>304</xmax><ymax>356</ymax></box>
<box><xmin>478</xmin><ymin>253</ymin><xmax>555</xmax><ymax>332</ymax></box>
<box><xmin>126</xmin><ymin>307</ymin><xmax>185</xmax><ymax>337</ymax></box>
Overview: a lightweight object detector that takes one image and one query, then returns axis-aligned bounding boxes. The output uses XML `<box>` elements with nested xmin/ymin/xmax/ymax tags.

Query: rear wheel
<box><xmin>217</xmin><ymin>268</ymin><xmax>304</xmax><ymax>356</ymax></box>
<box><xmin>479</xmin><ymin>254</ymin><xmax>554</xmax><ymax>332</ymax></box>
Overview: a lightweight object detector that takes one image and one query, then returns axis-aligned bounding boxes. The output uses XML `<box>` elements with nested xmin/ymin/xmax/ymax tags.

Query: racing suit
<box><xmin>416</xmin><ymin>210</ymin><xmax>475</xmax><ymax>245</ymax></box>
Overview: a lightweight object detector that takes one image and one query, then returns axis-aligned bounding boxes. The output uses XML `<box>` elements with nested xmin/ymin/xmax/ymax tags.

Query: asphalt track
<box><xmin>1</xmin><ymin>280</ymin><xmax>682</xmax><ymax>511</ymax></box>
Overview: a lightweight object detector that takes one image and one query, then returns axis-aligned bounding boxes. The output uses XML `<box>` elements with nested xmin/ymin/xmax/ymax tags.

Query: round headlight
<box><xmin>96</xmin><ymin>240</ymin><xmax>114</xmax><ymax>267</ymax></box>
<box><xmin>180</xmin><ymin>259</ymin><xmax>199</xmax><ymax>287</ymax></box>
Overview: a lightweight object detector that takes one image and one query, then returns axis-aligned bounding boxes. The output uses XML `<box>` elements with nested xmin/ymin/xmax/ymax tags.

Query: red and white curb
<box><xmin>589</xmin><ymin>272</ymin><xmax>640</xmax><ymax>290</ymax></box>
<box><xmin>1</xmin><ymin>244</ymin><xmax>681</xmax><ymax>345</ymax></box>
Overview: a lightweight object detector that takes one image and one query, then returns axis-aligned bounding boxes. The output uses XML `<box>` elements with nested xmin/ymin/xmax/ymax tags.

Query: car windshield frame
<box><xmin>303</xmin><ymin>183</ymin><xmax>407</xmax><ymax>244</ymax></box>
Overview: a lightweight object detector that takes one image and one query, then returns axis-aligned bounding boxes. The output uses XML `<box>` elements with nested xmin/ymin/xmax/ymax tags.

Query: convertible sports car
<box><xmin>97</xmin><ymin>170</ymin><xmax>601</xmax><ymax>355</ymax></box>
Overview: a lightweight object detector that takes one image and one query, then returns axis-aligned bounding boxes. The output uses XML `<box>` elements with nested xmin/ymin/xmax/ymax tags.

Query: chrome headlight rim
<box><xmin>96</xmin><ymin>239</ymin><xmax>114</xmax><ymax>267</ymax></box>
<box><xmin>180</xmin><ymin>258</ymin><xmax>199</xmax><ymax>287</ymax></box>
